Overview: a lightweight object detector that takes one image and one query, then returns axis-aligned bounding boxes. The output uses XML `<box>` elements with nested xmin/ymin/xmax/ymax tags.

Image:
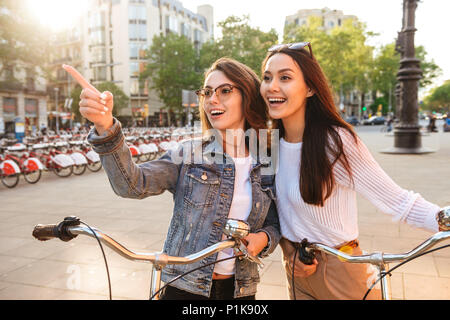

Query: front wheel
<box><xmin>1</xmin><ymin>173</ymin><xmax>20</xmax><ymax>188</ymax></box>
<box><xmin>87</xmin><ymin>161</ymin><xmax>102</xmax><ymax>172</ymax></box>
<box><xmin>73</xmin><ymin>164</ymin><xmax>87</xmax><ymax>175</ymax></box>
<box><xmin>139</xmin><ymin>153</ymin><xmax>150</xmax><ymax>162</ymax></box>
<box><xmin>54</xmin><ymin>165</ymin><xmax>73</xmax><ymax>177</ymax></box>
<box><xmin>23</xmin><ymin>169</ymin><xmax>41</xmax><ymax>184</ymax></box>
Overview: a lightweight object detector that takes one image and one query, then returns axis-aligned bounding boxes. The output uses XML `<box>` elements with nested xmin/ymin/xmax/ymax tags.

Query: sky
<box><xmin>182</xmin><ymin>0</ymin><xmax>450</xmax><ymax>92</ymax></box>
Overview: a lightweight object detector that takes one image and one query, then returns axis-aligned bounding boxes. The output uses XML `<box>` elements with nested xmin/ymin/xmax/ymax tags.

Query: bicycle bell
<box><xmin>223</xmin><ymin>219</ymin><xmax>250</xmax><ymax>239</ymax></box>
<box><xmin>437</xmin><ymin>206</ymin><xmax>450</xmax><ymax>231</ymax></box>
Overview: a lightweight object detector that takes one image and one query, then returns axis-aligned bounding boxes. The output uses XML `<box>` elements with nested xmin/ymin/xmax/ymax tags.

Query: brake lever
<box><xmin>234</xmin><ymin>239</ymin><xmax>264</xmax><ymax>268</ymax></box>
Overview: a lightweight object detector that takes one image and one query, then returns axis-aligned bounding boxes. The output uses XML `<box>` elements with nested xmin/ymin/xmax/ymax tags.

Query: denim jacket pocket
<box><xmin>183</xmin><ymin>166</ymin><xmax>220</xmax><ymax>207</ymax></box>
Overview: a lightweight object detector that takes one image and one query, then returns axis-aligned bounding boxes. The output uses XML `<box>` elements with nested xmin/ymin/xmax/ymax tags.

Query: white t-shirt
<box><xmin>213</xmin><ymin>155</ymin><xmax>253</xmax><ymax>275</ymax></box>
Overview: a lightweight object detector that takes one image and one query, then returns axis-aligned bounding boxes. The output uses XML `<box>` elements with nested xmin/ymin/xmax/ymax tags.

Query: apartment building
<box><xmin>0</xmin><ymin>66</ymin><xmax>48</xmax><ymax>136</ymax></box>
<box><xmin>285</xmin><ymin>7</ymin><xmax>357</xmax><ymax>34</ymax></box>
<box><xmin>49</xmin><ymin>0</ymin><xmax>213</xmax><ymax>127</ymax></box>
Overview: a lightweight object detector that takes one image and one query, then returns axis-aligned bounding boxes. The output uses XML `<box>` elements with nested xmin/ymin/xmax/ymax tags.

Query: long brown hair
<box><xmin>262</xmin><ymin>47</ymin><xmax>357</xmax><ymax>206</ymax></box>
<box><xmin>199</xmin><ymin>57</ymin><xmax>269</xmax><ymax>133</ymax></box>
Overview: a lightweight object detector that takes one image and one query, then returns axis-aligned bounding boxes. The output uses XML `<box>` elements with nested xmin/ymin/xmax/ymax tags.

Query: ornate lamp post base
<box><xmin>381</xmin><ymin>126</ymin><xmax>435</xmax><ymax>154</ymax></box>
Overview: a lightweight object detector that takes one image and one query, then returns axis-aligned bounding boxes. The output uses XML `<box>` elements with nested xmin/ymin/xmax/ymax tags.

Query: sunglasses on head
<box><xmin>268</xmin><ymin>42</ymin><xmax>313</xmax><ymax>57</ymax></box>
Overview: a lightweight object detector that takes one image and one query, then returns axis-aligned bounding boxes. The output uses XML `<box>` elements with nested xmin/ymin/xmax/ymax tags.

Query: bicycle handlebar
<box><xmin>32</xmin><ymin>216</ymin><xmax>263</xmax><ymax>267</ymax></box>
<box><xmin>305</xmin><ymin>231</ymin><xmax>450</xmax><ymax>266</ymax></box>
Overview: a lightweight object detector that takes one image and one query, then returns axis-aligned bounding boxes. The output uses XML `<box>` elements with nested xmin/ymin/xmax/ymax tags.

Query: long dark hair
<box><xmin>262</xmin><ymin>47</ymin><xmax>357</xmax><ymax>206</ymax></box>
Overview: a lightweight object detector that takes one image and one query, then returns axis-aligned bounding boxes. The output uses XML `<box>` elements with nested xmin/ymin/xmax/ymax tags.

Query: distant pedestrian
<box><xmin>260</xmin><ymin>42</ymin><xmax>446</xmax><ymax>300</ymax></box>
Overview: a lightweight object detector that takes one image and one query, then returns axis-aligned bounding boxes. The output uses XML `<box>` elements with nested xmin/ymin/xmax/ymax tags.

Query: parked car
<box><xmin>362</xmin><ymin>116</ymin><xmax>386</xmax><ymax>125</ymax></box>
<box><xmin>345</xmin><ymin>116</ymin><xmax>360</xmax><ymax>126</ymax></box>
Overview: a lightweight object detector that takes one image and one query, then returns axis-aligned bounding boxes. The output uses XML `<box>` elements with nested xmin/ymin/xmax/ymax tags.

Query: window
<box><xmin>129</xmin><ymin>23</ymin><xmax>147</xmax><ymax>41</ymax></box>
<box><xmin>128</xmin><ymin>5</ymin><xmax>146</xmax><ymax>21</ymax></box>
<box><xmin>130</xmin><ymin>78</ymin><xmax>139</xmax><ymax>95</ymax></box>
<box><xmin>130</xmin><ymin>62</ymin><xmax>139</xmax><ymax>76</ymax></box>
<box><xmin>25</xmin><ymin>68</ymin><xmax>35</xmax><ymax>91</ymax></box>
<box><xmin>165</xmin><ymin>15</ymin><xmax>178</xmax><ymax>33</ymax></box>
<box><xmin>25</xmin><ymin>99</ymin><xmax>38</xmax><ymax>117</ymax></box>
<box><xmin>130</xmin><ymin>43</ymin><xmax>147</xmax><ymax>60</ymax></box>
<box><xmin>181</xmin><ymin>23</ymin><xmax>191</xmax><ymax>38</ymax></box>
<box><xmin>3</xmin><ymin>97</ymin><xmax>17</xmax><ymax>121</ymax></box>
<box><xmin>89</xmin><ymin>29</ymin><xmax>105</xmax><ymax>45</ymax></box>
<box><xmin>93</xmin><ymin>66</ymin><xmax>107</xmax><ymax>81</ymax></box>
<box><xmin>91</xmin><ymin>47</ymin><xmax>106</xmax><ymax>63</ymax></box>
<box><xmin>194</xmin><ymin>29</ymin><xmax>202</xmax><ymax>43</ymax></box>
<box><xmin>89</xmin><ymin>12</ymin><xmax>105</xmax><ymax>30</ymax></box>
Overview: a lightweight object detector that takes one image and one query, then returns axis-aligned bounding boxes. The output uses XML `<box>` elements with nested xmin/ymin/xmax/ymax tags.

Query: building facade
<box><xmin>49</xmin><ymin>0</ymin><xmax>213</xmax><ymax>128</ymax></box>
<box><xmin>285</xmin><ymin>7</ymin><xmax>357</xmax><ymax>32</ymax></box>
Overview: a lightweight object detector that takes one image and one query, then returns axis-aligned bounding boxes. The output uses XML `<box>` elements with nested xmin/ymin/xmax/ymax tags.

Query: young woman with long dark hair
<box><xmin>259</xmin><ymin>42</ymin><xmax>444</xmax><ymax>300</ymax></box>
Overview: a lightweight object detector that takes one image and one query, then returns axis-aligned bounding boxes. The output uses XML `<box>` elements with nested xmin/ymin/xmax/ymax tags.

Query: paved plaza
<box><xmin>0</xmin><ymin>123</ymin><xmax>449</xmax><ymax>300</ymax></box>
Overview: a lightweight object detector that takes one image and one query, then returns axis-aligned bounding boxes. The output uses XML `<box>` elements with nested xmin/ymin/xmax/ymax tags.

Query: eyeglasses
<box><xmin>195</xmin><ymin>84</ymin><xmax>239</xmax><ymax>101</ymax></box>
<box><xmin>268</xmin><ymin>42</ymin><xmax>313</xmax><ymax>57</ymax></box>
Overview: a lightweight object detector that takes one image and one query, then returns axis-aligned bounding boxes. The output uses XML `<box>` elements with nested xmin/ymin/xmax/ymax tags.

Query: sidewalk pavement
<box><xmin>0</xmin><ymin>127</ymin><xmax>449</xmax><ymax>300</ymax></box>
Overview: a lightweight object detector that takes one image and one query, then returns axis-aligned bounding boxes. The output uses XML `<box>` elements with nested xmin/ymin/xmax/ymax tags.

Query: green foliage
<box><xmin>199</xmin><ymin>15</ymin><xmax>278</xmax><ymax>74</ymax></box>
<box><xmin>0</xmin><ymin>0</ymin><xmax>50</xmax><ymax>80</ymax></box>
<box><xmin>70</xmin><ymin>82</ymin><xmax>128</xmax><ymax>121</ymax></box>
<box><xmin>284</xmin><ymin>17</ymin><xmax>374</xmax><ymax>95</ymax></box>
<box><xmin>369</xmin><ymin>96</ymin><xmax>389</xmax><ymax>114</ymax></box>
<box><xmin>415</xmin><ymin>46</ymin><xmax>442</xmax><ymax>89</ymax></box>
<box><xmin>141</xmin><ymin>16</ymin><xmax>278</xmax><ymax>118</ymax></box>
<box><xmin>141</xmin><ymin>33</ymin><xmax>202</xmax><ymax>115</ymax></box>
<box><xmin>423</xmin><ymin>80</ymin><xmax>450</xmax><ymax>112</ymax></box>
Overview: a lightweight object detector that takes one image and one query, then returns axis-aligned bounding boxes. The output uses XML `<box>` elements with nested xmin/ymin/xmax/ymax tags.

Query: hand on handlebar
<box><xmin>62</xmin><ymin>65</ymin><xmax>114</xmax><ymax>135</ymax></box>
<box><xmin>280</xmin><ymin>238</ymin><xmax>318</xmax><ymax>278</ymax></box>
<box><xmin>289</xmin><ymin>255</ymin><xmax>318</xmax><ymax>278</ymax></box>
<box><xmin>242</xmin><ymin>232</ymin><xmax>268</xmax><ymax>257</ymax></box>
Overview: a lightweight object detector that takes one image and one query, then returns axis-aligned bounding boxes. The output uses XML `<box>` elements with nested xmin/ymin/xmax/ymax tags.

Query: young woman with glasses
<box><xmin>259</xmin><ymin>42</ymin><xmax>444</xmax><ymax>300</ymax></box>
<box><xmin>62</xmin><ymin>57</ymin><xmax>280</xmax><ymax>300</ymax></box>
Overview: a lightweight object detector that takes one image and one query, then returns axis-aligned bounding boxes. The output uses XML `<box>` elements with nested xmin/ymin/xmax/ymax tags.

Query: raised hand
<box><xmin>62</xmin><ymin>64</ymin><xmax>114</xmax><ymax>135</ymax></box>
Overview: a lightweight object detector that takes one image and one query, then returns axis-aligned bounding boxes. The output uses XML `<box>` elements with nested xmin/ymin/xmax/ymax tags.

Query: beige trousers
<box><xmin>280</xmin><ymin>238</ymin><xmax>382</xmax><ymax>300</ymax></box>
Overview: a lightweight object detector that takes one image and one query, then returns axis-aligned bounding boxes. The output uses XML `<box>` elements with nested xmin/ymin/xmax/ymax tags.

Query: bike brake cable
<box><xmin>362</xmin><ymin>243</ymin><xmax>450</xmax><ymax>300</ymax></box>
<box><xmin>149</xmin><ymin>253</ymin><xmax>245</xmax><ymax>300</ymax></box>
<box><xmin>79</xmin><ymin>220</ymin><xmax>112</xmax><ymax>300</ymax></box>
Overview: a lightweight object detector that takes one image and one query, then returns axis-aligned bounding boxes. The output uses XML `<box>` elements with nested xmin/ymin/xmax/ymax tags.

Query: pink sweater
<box><xmin>275</xmin><ymin>128</ymin><xmax>440</xmax><ymax>246</ymax></box>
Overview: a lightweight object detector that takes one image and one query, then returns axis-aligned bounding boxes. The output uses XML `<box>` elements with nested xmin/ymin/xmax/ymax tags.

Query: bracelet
<box><xmin>436</xmin><ymin>207</ymin><xmax>450</xmax><ymax>231</ymax></box>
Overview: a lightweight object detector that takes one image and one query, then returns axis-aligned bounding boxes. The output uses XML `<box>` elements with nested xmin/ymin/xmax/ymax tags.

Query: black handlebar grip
<box><xmin>298</xmin><ymin>238</ymin><xmax>316</xmax><ymax>265</ymax></box>
<box><xmin>32</xmin><ymin>224</ymin><xmax>58</xmax><ymax>241</ymax></box>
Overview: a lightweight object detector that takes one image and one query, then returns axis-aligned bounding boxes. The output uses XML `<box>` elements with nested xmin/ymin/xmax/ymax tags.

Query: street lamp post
<box><xmin>382</xmin><ymin>0</ymin><xmax>433</xmax><ymax>154</ymax></box>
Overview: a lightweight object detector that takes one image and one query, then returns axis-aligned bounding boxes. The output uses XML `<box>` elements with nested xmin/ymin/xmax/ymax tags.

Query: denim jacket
<box><xmin>87</xmin><ymin>119</ymin><xmax>280</xmax><ymax>298</ymax></box>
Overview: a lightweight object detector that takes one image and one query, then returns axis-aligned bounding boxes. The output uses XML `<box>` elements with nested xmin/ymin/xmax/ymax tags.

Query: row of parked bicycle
<box><xmin>0</xmin><ymin>126</ymin><xmax>202</xmax><ymax>189</ymax></box>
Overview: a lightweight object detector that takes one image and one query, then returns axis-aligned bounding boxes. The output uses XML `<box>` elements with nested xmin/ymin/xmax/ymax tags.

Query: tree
<box><xmin>0</xmin><ymin>0</ymin><xmax>50</xmax><ymax>84</ymax></box>
<box><xmin>284</xmin><ymin>17</ymin><xmax>374</xmax><ymax>108</ymax></box>
<box><xmin>423</xmin><ymin>81</ymin><xmax>450</xmax><ymax>113</ymax></box>
<box><xmin>70</xmin><ymin>82</ymin><xmax>129</xmax><ymax>122</ymax></box>
<box><xmin>199</xmin><ymin>15</ymin><xmax>278</xmax><ymax>74</ymax></box>
<box><xmin>141</xmin><ymin>33</ymin><xmax>201</xmax><ymax>123</ymax></box>
<box><xmin>415</xmin><ymin>46</ymin><xmax>442</xmax><ymax>89</ymax></box>
<box><xmin>371</xmin><ymin>43</ymin><xmax>399</xmax><ymax>99</ymax></box>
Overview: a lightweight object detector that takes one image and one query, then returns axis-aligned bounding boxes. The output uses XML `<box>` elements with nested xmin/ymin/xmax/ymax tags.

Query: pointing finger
<box><xmin>62</xmin><ymin>64</ymin><xmax>101</xmax><ymax>96</ymax></box>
